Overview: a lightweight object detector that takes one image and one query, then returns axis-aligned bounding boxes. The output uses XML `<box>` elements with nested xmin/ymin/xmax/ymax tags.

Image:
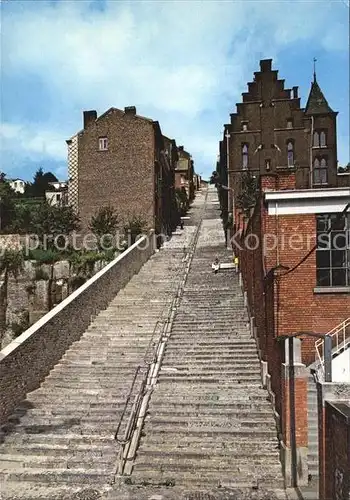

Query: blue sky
<box><xmin>1</xmin><ymin>0</ymin><xmax>349</xmax><ymax>181</ymax></box>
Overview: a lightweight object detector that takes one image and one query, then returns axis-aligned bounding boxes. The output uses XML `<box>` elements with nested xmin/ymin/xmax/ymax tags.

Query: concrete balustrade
<box><xmin>0</xmin><ymin>234</ymin><xmax>155</xmax><ymax>425</ymax></box>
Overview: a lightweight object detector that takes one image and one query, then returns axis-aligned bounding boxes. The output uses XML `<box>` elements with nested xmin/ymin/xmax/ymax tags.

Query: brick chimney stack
<box><xmin>124</xmin><ymin>106</ymin><xmax>136</xmax><ymax>115</ymax></box>
<box><xmin>83</xmin><ymin>110</ymin><xmax>97</xmax><ymax>129</ymax></box>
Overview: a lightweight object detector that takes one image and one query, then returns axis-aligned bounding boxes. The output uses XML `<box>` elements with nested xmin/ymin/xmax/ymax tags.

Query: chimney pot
<box><xmin>292</xmin><ymin>86</ymin><xmax>298</xmax><ymax>99</ymax></box>
<box><xmin>124</xmin><ymin>106</ymin><xmax>136</xmax><ymax>115</ymax></box>
<box><xmin>83</xmin><ymin>110</ymin><xmax>97</xmax><ymax>129</ymax></box>
<box><xmin>178</xmin><ymin>146</ymin><xmax>184</xmax><ymax>152</ymax></box>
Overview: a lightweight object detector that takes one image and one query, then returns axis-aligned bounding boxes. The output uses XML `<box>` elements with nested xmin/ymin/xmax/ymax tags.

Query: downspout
<box><xmin>310</xmin><ymin>115</ymin><xmax>314</xmax><ymax>188</ymax></box>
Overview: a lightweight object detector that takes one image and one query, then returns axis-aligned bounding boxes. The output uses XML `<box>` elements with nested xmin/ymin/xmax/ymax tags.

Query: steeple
<box><xmin>305</xmin><ymin>61</ymin><xmax>334</xmax><ymax>115</ymax></box>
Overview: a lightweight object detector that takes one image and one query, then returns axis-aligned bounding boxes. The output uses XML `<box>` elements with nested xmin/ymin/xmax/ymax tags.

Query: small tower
<box><xmin>304</xmin><ymin>62</ymin><xmax>338</xmax><ymax>188</ymax></box>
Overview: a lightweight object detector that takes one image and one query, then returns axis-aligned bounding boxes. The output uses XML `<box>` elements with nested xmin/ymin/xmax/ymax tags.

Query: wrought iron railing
<box><xmin>315</xmin><ymin>317</ymin><xmax>350</xmax><ymax>379</ymax></box>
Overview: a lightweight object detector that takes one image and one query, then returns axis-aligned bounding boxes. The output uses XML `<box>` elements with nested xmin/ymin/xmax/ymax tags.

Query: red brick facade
<box><xmin>67</xmin><ymin>107</ymin><xmax>180</xmax><ymax>237</ymax></box>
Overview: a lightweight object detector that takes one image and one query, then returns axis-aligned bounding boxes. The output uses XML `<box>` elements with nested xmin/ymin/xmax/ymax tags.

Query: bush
<box><xmin>10</xmin><ymin>315</ymin><xmax>29</xmax><ymax>338</ymax></box>
<box><xmin>34</xmin><ymin>267</ymin><xmax>49</xmax><ymax>281</ymax></box>
<box><xmin>69</xmin><ymin>275</ymin><xmax>86</xmax><ymax>291</ymax></box>
<box><xmin>27</xmin><ymin>248</ymin><xmax>61</xmax><ymax>264</ymax></box>
<box><xmin>123</xmin><ymin>216</ymin><xmax>148</xmax><ymax>246</ymax></box>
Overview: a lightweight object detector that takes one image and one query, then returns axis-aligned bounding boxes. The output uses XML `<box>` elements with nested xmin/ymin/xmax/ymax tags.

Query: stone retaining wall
<box><xmin>0</xmin><ymin>234</ymin><xmax>155</xmax><ymax>424</ymax></box>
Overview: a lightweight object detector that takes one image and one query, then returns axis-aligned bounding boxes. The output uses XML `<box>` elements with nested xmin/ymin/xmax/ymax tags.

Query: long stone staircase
<box><xmin>0</xmin><ymin>233</ymin><xmax>195</xmax><ymax>499</ymax></box>
<box><xmin>123</xmin><ymin>202</ymin><xmax>285</xmax><ymax>499</ymax></box>
<box><xmin>0</xmin><ymin>188</ymin><xmax>287</xmax><ymax>500</ymax></box>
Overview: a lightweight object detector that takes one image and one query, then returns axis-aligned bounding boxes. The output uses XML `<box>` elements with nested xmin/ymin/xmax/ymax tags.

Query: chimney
<box><xmin>260</xmin><ymin>59</ymin><xmax>272</xmax><ymax>72</ymax></box>
<box><xmin>83</xmin><ymin>110</ymin><xmax>97</xmax><ymax>129</ymax></box>
<box><xmin>124</xmin><ymin>106</ymin><xmax>136</xmax><ymax>115</ymax></box>
<box><xmin>178</xmin><ymin>146</ymin><xmax>184</xmax><ymax>152</ymax></box>
<box><xmin>292</xmin><ymin>86</ymin><xmax>298</xmax><ymax>99</ymax></box>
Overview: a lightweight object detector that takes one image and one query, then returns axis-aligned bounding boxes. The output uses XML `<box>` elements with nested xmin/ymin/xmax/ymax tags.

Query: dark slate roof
<box><xmin>305</xmin><ymin>80</ymin><xmax>334</xmax><ymax>115</ymax></box>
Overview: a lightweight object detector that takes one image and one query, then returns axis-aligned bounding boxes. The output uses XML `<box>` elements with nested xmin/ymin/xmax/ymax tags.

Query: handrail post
<box><xmin>324</xmin><ymin>334</ymin><xmax>332</xmax><ymax>383</ymax></box>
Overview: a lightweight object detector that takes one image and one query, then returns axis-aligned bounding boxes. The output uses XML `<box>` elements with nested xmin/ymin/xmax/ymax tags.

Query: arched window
<box><xmin>320</xmin><ymin>131</ymin><xmax>326</xmax><ymax>147</ymax></box>
<box><xmin>242</xmin><ymin>144</ymin><xmax>248</xmax><ymax>169</ymax></box>
<box><xmin>313</xmin><ymin>157</ymin><xmax>328</xmax><ymax>185</ymax></box>
<box><xmin>313</xmin><ymin>131</ymin><xmax>320</xmax><ymax>147</ymax></box>
<box><xmin>287</xmin><ymin>141</ymin><xmax>294</xmax><ymax>167</ymax></box>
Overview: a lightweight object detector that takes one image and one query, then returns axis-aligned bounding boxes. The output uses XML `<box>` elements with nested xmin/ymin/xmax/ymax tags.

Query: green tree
<box><xmin>123</xmin><ymin>215</ymin><xmax>148</xmax><ymax>246</ymax></box>
<box><xmin>30</xmin><ymin>248</ymin><xmax>61</xmax><ymax>310</ymax></box>
<box><xmin>25</xmin><ymin>168</ymin><xmax>58</xmax><ymax>198</ymax></box>
<box><xmin>236</xmin><ymin>172</ymin><xmax>259</xmax><ymax>218</ymax></box>
<box><xmin>89</xmin><ymin>206</ymin><xmax>119</xmax><ymax>250</ymax></box>
<box><xmin>30</xmin><ymin>200</ymin><xmax>80</xmax><ymax>249</ymax></box>
<box><xmin>0</xmin><ymin>250</ymin><xmax>24</xmax><ymax>344</ymax></box>
<box><xmin>0</xmin><ymin>174</ymin><xmax>16</xmax><ymax>233</ymax></box>
<box><xmin>175</xmin><ymin>187</ymin><xmax>189</xmax><ymax>216</ymax></box>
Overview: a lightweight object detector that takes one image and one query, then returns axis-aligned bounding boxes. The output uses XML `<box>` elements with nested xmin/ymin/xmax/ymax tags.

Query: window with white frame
<box><xmin>316</xmin><ymin>213</ymin><xmax>350</xmax><ymax>287</ymax></box>
<box><xmin>99</xmin><ymin>137</ymin><xmax>108</xmax><ymax>151</ymax></box>
<box><xmin>313</xmin><ymin>131</ymin><xmax>320</xmax><ymax>147</ymax></box>
<box><xmin>320</xmin><ymin>131</ymin><xmax>327</xmax><ymax>147</ymax></box>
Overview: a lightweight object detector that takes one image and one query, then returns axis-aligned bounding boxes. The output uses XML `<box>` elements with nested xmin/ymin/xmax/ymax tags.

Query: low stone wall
<box><xmin>0</xmin><ymin>234</ymin><xmax>155</xmax><ymax>424</ymax></box>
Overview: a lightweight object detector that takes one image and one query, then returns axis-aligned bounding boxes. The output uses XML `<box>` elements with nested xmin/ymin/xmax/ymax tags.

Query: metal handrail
<box><xmin>114</xmin><ymin>190</ymin><xmax>209</xmax><ymax>475</ymax></box>
<box><xmin>315</xmin><ymin>317</ymin><xmax>350</xmax><ymax>376</ymax></box>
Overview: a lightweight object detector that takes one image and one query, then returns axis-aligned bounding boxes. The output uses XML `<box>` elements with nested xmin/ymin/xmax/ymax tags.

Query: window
<box><xmin>316</xmin><ymin>213</ymin><xmax>350</xmax><ymax>287</ymax></box>
<box><xmin>287</xmin><ymin>141</ymin><xmax>294</xmax><ymax>167</ymax></box>
<box><xmin>242</xmin><ymin>144</ymin><xmax>248</xmax><ymax>170</ymax></box>
<box><xmin>313</xmin><ymin>157</ymin><xmax>328</xmax><ymax>185</ymax></box>
<box><xmin>242</xmin><ymin>121</ymin><xmax>248</xmax><ymax>131</ymax></box>
<box><xmin>99</xmin><ymin>137</ymin><xmax>108</xmax><ymax>151</ymax></box>
<box><xmin>287</xmin><ymin>119</ymin><xmax>293</xmax><ymax>129</ymax></box>
<box><xmin>313</xmin><ymin>130</ymin><xmax>327</xmax><ymax>148</ymax></box>
<box><xmin>265</xmin><ymin>159</ymin><xmax>271</xmax><ymax>170</ymax></box>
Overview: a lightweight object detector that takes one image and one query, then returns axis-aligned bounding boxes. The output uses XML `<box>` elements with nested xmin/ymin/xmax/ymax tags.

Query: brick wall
<box><xmin>0</xmin><ymin>234</ymin><xmax>155</xmax><ymax>425</ymax></box>
<box><xmin>77</xmin><ymin>108</ymin><xmax>156</xmax><ymax>232</ymax></box>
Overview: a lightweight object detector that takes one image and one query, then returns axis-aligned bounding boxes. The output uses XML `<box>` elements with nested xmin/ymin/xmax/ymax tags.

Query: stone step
<box><xmin>130</xmin><ymin>469</ymin><xmax>285</xmax><ymax>488</ymax></box>
<box><xmin>141</xmin><ymin>425</ymin><xmax>277</xmax><ymax>438</ymax></box>
<box><xmin>0</xmin><ymin>468</ymin><xmax>111</xmax><ymax>485</ymax></box>
<box><xmin>0</xmin><ymin>481</ymin><xmax>108</xmax><ymax>500</ymax></box>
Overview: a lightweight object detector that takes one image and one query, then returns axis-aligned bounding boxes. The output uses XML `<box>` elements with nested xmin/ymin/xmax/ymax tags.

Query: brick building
<box><xmin>218</xmin><ymin>59</ymin><xmax>350</xmax><ymax>490</ymax></box>
<box><xmin>218</xmin><ymin>59</ymin><xmax>348</xmax><ymax>222</ymax></box>
<box><xmin>67</xmin><ymin>106</ymin><xmax>179</xmax><ymax>237</ymax></box>
<box><xmin>175</xmin><ymin>146</ymin><xmax>195</xmax><ymax>202</ymax></box>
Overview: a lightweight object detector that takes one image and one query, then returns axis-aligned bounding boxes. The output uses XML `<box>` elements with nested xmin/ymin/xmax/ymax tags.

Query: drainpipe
<box><xmin>310</xmin><ymin>116</ymin><xmax>314</xmax><ymax>188</ymax></box>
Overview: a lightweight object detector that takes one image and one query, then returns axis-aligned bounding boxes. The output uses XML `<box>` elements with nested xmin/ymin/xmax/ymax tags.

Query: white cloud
<box><xmin>1</xmin><ymin>0</ymin><xmax>349</xmax><ymax>177</ymax></box>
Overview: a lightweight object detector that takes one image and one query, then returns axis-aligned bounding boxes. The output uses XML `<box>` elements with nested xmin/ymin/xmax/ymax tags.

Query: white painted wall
<box><xmin>332</xmin><ymin>347</ymin><xmax>350</xmax><ymax>382</ymax></box>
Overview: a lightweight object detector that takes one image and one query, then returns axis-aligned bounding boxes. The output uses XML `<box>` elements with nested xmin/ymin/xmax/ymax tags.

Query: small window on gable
<box><xmin>99</xmin><ymin>137</ymin><xmax>108</xmax><ymax>151</ymax></box>
<box><xmin>287</xmin><ymin>119</ymin><xmax>293</xmax><ymax>129</ymax></box>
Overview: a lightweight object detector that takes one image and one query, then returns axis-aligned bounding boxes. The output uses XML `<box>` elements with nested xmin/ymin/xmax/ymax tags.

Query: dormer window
<box><xmin>242</xmin><ymin>121</ymin><xmax>248</xmax><ymax>131</ymax></box>
<box><xmin>242</xmin><ymin>144</ymin><xmax>248</xmax><ymax>170</ymax></box>
<box><xmin>99</xmin><ymin>137</ymin><xmax>108</xmax><ymax>151</ymax></box>
<box><xmin>287</xmin><ymin>141</ymin><xmax>294</xmax><ymax>167</ymax></box>
<box><xmin>287</xmin><ymin>119</ymin><xmax>293</xmax><ymax>129</ymax></box>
